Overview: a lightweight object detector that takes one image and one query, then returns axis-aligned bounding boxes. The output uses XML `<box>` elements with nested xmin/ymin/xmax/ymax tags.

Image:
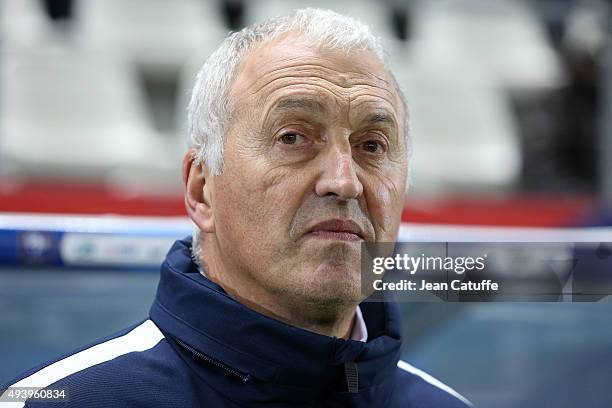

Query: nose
<box><xmin>314</xmin><ymin>143</ymin><xmax>363</xmax><ymax>200</ymax></box>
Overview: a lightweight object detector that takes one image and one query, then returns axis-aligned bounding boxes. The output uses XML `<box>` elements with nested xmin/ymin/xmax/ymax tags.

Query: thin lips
<box><xmin>306</xmin><ymin>219</ymin><xmax>365</xmax><ymax>239</ymax></box>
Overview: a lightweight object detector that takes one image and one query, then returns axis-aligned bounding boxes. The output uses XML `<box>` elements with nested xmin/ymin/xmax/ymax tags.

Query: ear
<box><xmin>183</xmin><ymin>149</ymin><xmax>215</xmax><ymax>233</ymax></box>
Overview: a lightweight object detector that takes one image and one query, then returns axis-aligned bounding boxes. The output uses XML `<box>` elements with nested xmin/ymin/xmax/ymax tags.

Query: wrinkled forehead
<box><xmin>228</xmin><ymin>33</ymin><xmax>404</xmax><ymax>121</ymax></box>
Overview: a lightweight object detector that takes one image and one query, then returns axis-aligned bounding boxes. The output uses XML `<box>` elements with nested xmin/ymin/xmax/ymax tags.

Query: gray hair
<box><xmin>187</xmin><ymin>8</ymin><xmax>410</xmax><ymax>267</ymax></box>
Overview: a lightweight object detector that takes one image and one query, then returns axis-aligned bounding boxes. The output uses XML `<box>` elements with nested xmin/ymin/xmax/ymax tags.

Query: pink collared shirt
<box><xmin>351</xmin><ymin>306</ymin><xmax>368</xmax><ymax>342</ymax></box>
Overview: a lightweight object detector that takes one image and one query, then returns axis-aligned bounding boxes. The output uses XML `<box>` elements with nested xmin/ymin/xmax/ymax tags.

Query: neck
<box><xmin>235</xmin><ymin>288</ymin><xmax>357</xmax><ymax>339</ymax></box>
<box><xmin>199</xmin><ymin>240</ymin><xmax>357</xmax><ymax>339</ymax></box>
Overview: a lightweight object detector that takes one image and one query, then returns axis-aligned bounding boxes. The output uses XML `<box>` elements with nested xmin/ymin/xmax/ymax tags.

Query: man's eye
<box><xmin>362</xmin><ymin>140</ymin><xmax>383</xmax><ymax>154</ymax></box>
<box><xmin>279</xmin><ymin>133</ymin><xmax>304</xmax><ymax>145</ymax></box>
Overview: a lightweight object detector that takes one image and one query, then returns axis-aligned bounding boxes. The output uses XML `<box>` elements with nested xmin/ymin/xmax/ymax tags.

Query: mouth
<box><xmin>305</xmin><ymin>219</ymin><xmax>365</xmax><ymax>242</ymax></box>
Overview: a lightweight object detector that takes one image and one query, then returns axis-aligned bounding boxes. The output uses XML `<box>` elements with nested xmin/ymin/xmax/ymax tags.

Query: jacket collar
<box><xmin>150</xmin><ymin>237</ymin><xmax>402</xmax><ymax>403</ymax></box>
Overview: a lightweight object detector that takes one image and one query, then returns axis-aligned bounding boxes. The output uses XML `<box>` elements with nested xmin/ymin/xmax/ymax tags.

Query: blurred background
<box><xmin>1</xmin><ymin>0</ymin><xmax>612</xmax><ymax>407</ymax></box>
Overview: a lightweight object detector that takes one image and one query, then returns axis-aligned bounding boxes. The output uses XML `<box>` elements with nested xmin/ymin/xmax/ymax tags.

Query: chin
<box><xmin>296</xmin><ymin>260</ymin><xmax>363</xmax><ymax>304</ymax></box>
<box><xmin>311</xmin><ymin>259</ymin><xmax>359</xmax><ymax>276</ymax></box>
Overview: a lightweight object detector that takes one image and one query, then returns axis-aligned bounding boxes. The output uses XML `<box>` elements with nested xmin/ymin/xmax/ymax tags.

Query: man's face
<box><xmin>209</xmin><ymin>34</ymin><xmax>407</xmax><ymax>309</ymax></box>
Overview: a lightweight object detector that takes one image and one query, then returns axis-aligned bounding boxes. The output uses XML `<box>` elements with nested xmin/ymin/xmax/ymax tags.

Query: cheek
<box><xmin>365</xmin><ymin>175</ymin><xmax>405</xmax><ymax>240</ymax></box>
<box><xmin>215</xmin><ymin>161</ymin><xmax>305</xmax><ymax>242</ymax></box>
<box><xmin>213</xmin><ymin>175</ymin><xmax>252</xmax><ymax>244</ymax></box>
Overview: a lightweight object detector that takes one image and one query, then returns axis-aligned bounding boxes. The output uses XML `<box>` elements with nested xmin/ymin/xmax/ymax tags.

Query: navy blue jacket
<box><xmin>4</xmin><ymin>238</ymin><xmax>472</xmax><ymax>407</ymax></box>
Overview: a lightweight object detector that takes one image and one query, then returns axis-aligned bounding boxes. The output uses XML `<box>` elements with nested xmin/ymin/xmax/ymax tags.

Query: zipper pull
<box><xmin>344</xmin><ymin>362</ymin><xmax>359</xmax><ymax>393</ymax></box>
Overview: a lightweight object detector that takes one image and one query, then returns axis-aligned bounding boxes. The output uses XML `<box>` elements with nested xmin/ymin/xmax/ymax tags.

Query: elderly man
<box><xmin>3</xmin><ymin>8</ymin><xmax>471</xmax><ymax>408</ymax></box>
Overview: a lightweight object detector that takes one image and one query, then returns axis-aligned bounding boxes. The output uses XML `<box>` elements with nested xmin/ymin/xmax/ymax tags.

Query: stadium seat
<box><xmin>2</xmin><ymin>0</ymin><xmax>64</xmax><ymax>47</ymax></box>
<box><xmin>409</xmin><ymin>0</ymin><xmax>566</xmax><ymax>92</ymax></box>
<box><xmin>0</xmin><ymin>40</ymin><xmax>159</xmax><ymax>182</ymax></box>
<box><xmin>245</xmin><ymin>0</ymin><xmax>395</xmax><ymax>42</ymax></box>
<box><xmin>77</xmin><ymin>0</ymin><xmax>228</xmax><ymax>76</ymax></box>
<box><xmin>389</xmin><ymin>44</ymin><xmax>521</xmax><ymax>192</ymax></box>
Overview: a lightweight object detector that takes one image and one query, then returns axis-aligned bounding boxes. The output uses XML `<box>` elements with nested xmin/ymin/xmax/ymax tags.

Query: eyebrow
<box><xmin>266</xmin><ymin>97</ymin><xmax>398</xmax><ymax>133</ymax></box>
<box><xmin>273</xmin><ymin>97</ymin><xmax>328</xmax><ymax>115</ymax></box>
<box><xmin>362</xmin><ymin>112</ymin><xmax>396</xmax><ymax>126</ymax></box>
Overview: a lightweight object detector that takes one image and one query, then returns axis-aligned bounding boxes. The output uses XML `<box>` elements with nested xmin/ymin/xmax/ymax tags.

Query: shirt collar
<box><xmin>351</xmin><ymin>306</ymin><xmax>369</xmax><ymax>342</ymax></box>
